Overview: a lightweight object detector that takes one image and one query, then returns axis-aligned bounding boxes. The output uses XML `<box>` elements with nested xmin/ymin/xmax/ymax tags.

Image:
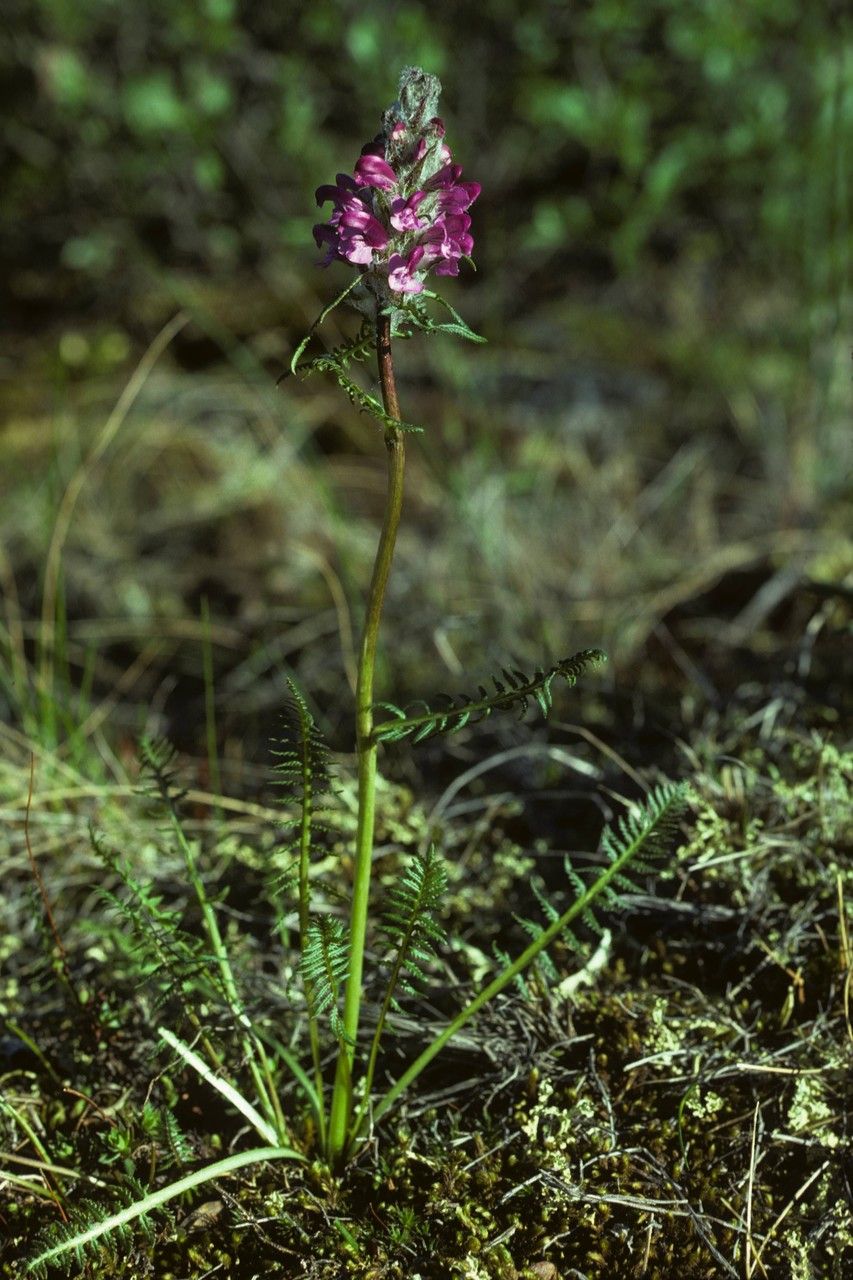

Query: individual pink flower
<box><xmin>354</xmin><ymin>153</ymin><xmax>398</xmax><ymax>191</ymax></box>
<box><xmin>387</xmin><ymin>246</ymin><xmax>425</xmax><ymax>294</ymax></box>
<box><xmin>338</xmin><ymin>208</ymin><xmax>389</xmax><ymax>265</ymax></box>
<box><xmin>436</xmin><ymin>182</ymin><xmax>481</xmax><ymax>212</ymax></box>
<box><xmin>423</xmin><ymin>162</ymin><xmax>463</xmax><ymax>191</ymax></box>
<box><xmin>390</xmin><ymin>191</ymin><xmax>427</xmax><ymax>232</ymax></box>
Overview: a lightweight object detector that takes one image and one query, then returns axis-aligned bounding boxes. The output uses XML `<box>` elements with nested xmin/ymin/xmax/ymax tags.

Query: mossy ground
<box><xmin>1</xmin><ymin>256</ymin><xmax>850</xmax><ymax>1278</ymax></box>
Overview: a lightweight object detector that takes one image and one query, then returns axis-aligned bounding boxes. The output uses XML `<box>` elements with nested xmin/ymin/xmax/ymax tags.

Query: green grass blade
<box><xmin>26</xmin><ymin>1145</ymin><xmax>306</xmax><ymax>1273</ymax></box>
<box><xmin>158</xmin><ymin>1027</ymin><xmax>279</xmax><ymax>1145</ymax></box>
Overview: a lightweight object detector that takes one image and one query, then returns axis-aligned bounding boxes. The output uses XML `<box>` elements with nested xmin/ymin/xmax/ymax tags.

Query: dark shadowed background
<box><xmin>1</xmin><ymin>0</ymin><xmax>850</xmax><ymax>755</ymax></box>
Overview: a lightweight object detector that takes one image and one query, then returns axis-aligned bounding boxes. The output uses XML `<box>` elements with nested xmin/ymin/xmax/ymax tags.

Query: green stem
<box><xmin>327</xmin><ymin>311</ymin><xmax>405</xmax><ymax>1164</ymax></box>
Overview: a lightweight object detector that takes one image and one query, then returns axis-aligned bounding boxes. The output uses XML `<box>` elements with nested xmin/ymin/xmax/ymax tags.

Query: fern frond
<box><xmin>137</xmin><ymin>736</ymin><xmax>185</xmax><ymax>806</ymax></box>
<box><xmin>89</xmin><ymin>829</ymin><xmax>218</xmax><ymax>1004</ymax></box>
<box><xmin>302</xmin><ymin>917</ymin><xmax>349</xmax><ymax>1041</ymax></box>
<box><xmin>558</xmin><ymin>782</ymin><xmax>692</xmax><ymax>942</ymax></box>
<box><xmin>272</xmin><ymin>679</ymin><xmax>333</xmax><ymax>834</ymax></box>
<box><xmin>492</xmin><ymin>941</ymin><xmax>529</xmax><ymax>998</ymax></box>
<box><xmin>330</xmin><ymin>362</ymin><xmax>424</xmax><ymax>434</ymax></box>
<box><xmin>509</xmin><ymin>879</ymin><xmax>563</xmax><ymax>995</ymax></box>
<box><xmin>379</xmin><ymin>845</ymin><xmax>447</xmax><ymax>1010</ymax></box>
<box><xmin>513</xmin><ymin>916</ymin><xmax>560</xmax><ymax>985</ymax></box>
<box><xmin>289</xmin><ymin>321</ymin><xmax>374</xmax><ymax>377</ymax></box>
<box><xmin>372</xmin><ymin>648</ymin><xmax>607</xmax><ymax>744</ymax></box>
<box><xmin>348</xmin><ymin>848</ymin><xmax>447</xmax><ymax>1142</ymax></box>
<box><xmin>27</xmin><ymin>1177</ymin><xmax>159</xmax><ymax>1279</ymax></box>
<box><xmin>393</xmin><ymin>291</ymin><xmax>487</xmax><ymax>344</ymax></box>
<box><xmin>600</xmin><ymin>782</ymin><xmax>688</xmax><ymax>872</ymax></box>
<box><xmin>139</xmin><ymin>1104</ymin><xmax>193</xmax><ymax>1169</ymax></box>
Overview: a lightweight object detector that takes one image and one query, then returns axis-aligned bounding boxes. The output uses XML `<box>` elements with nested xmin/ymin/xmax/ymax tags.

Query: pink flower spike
<box><xmin>354</xmin><ymin>153</ymin><xmax>397</xmax><ymax>191</ymax></box>
<box><xmin>310</xmin><ymin>67</ymin><xmax>479</xmax><ymax>289</ymax></box>
<box><xmin>388</xmin><ymin>246</ymin><xmax>425</xmax><ymax>294</ymax></box>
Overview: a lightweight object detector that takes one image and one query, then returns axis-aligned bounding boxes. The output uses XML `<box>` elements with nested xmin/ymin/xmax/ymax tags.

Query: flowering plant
<box><xmin>27</xmin><ymin>67</ymin><xmax>689</xmax><ymax>1275</ymax></box>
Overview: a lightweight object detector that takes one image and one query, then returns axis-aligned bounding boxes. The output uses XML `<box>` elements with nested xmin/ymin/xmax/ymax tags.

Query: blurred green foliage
<box><xmin>2</xmin><ymin>0</ymin><xmax>848</xmax><ymax>322</ymax></box>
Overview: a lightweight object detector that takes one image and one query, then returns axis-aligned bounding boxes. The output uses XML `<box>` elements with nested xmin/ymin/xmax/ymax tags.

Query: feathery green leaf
<box><xmin>272</xmin><ymin>679</ymin><xmax>333</xmax><ymax>830</ymax></box>
<box><xmin>379</xmin><ymin>845</ymin><xmax>447</xmax><ymax>1011</ymax></box>
<box><xmin>372</xmin><ymin>648</ymin><xmax>607</xmax><ymax>744</ymax></box>
<box><xmin>302</xmin><ymin>917</ymin><xmax>350</xmax><ymax>1041</ymax></box>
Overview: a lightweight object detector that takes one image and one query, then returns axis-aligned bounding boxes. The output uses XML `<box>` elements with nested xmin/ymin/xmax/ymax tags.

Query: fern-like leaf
<box><xmin>137</xmin><ymin>736</ymin><xmax>186</xmax><ymax>806</ymax></box>
<box><xmin>26</xmin><ymin>1176</ymin><xmax>160</xmax><ymax>1279</ymax></box>
<box><xmin>329</xmin><ymin>361</ymin><xmax>424</xmax><ymax>434</ymax></box>
<box><xmin>379</xmin><ymin>845</ymin><xmax>447</xmax><ymax>1011</ymax></box>
<box><xmin>89</xmin><ymin>829</ymin><xmax>219</xmax><ymax>1009</ymax></box>
<box><xmin>366</xmin><ymin>781</ymin><xmax>692</xmax><ymax>1136</ymax></box>
<box><xmin>599</xmin><ymin>783</ymin><xmax>688</xmax><ymax>872</ymax></box>
<box><xmin>557</xmin><ymin>781</ymin><xmax>692</xmax><ymax>948</ymax></box>
<box><xmin>25</xmin><ymin>1147</ymin><xmax>305</xmax><ymax>1277</ymax></box>
<box><xmin>288</xmin><ymin>320</ymin><xmax>375</xmax><ymax>379</ymax></box>
<box><xmin>272</xmin><ymin>678</ymin><xmax>333</xmax><ymax>844</ymax></box>
<box><xmin>349</xmin><ymin>847</ymin><xmax>448</xmax><ymax>1138</ymax></box>
<box><xmin>284</xmin><ymin>319</ymin><xmax>423</xmax><ymax>434</ymax></box>
<box><xmin>372</xmin><ymin>648</ymin><xmax>606</xmax><ymax>744</ymax></box>
<box><xmin>302</xmin><ymin>917</ymin><xmax>349</xmax><ymax>1041</ymax></box>
<box><xmin>393</xmin><ymin>290</ymin><xmax>487</xmax><ymax>344</ymax></box>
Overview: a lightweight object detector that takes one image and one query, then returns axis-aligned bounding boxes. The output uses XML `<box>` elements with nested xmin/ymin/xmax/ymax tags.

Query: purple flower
<box><xmin>338</xmin><ymin>207</ymin><xmax>389</xmax><ymax>265</ymax></box>
<box><xmin>388</xmin><ymin>246</ymin><xmax>425</xmax><ymax>294</ymax></box>
<box><xmin>390</xmin><ymin>191</ymin><xmax>427</xmax><ymax>232</ymax></box>
<box><xmin>354</xmin><ymin>153</ymin><xmax>398</xmax><ymax>191</ymax></box>
<box><xmin>421</xmin><ymin>212</ymin><xmax>474</xmax><ymax>274</ymax></box>
<box><xmin>436</xmin><ymin>181</ymin><xmax>481</xmax><ymax>213</ymax></box>
<box><xmin>315</xmin><ymin>173</ymin><xmax>364</xmax><ymax>208</ymax></box>
<box><xmin>423</xmin><ymin>162</ymin><xmax>463</xmax><ymax>191</ymax></box>
<box><xmin>311</xmin><ymin>67</ymin><xmax>479</xmax><ymax>301</ymax></box>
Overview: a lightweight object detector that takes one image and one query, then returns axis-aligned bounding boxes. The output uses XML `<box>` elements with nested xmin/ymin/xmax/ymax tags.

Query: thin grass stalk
<box><xmin>297</xmin><ymin>736</ymin><xmax>327</xmax><ymax>1148</ymax></box>
<box><xmin>200</xmin><ymin>596</ymin><xmax>222</xmax><ymax>817</ymax></box>
<box><xmin>346</xmin><ymin>925</ymin><xmax>412</xmax><ymax>1149</ymax></box>
<box><xmin>167</xmin><ymin>809</ymin><xmax>287</xmax><ymax>1141</ymax></box>
<box><xmin>327</xmin><ymin>310</ymin><xmax>405</xmax><ymax>1164</ymax></box>
<box><xmin>38</xmin><ymin>312</ymin><xmax>189</xmax><ymax>701</ymax></box>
